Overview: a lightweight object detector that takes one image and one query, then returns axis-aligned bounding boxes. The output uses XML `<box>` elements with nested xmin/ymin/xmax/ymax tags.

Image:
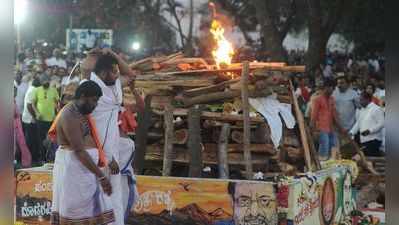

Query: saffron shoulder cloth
<box><xmin>48</xmin><ymin>106</ymin><xmax>115</xmax><ymax>225</ymax></box>
<box><xmin>47</xmin><ymin>105</ymin><xmax>107</xmax><ymax>167</ymax></box>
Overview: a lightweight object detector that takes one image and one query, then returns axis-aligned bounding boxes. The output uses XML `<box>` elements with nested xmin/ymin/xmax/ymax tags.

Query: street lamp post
<box><xmin>14</xmin><ymin>0</ymin><xmax>27</xmax><ymax>65</ymax></box>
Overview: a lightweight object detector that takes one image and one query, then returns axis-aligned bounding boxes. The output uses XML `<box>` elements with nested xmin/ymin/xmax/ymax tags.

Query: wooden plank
<box><xmin>289</xmin><ymin>80</ymin><xmax>313</xmax><ymax>172</ymax></box>
<box><xmin>135</xmin><ymin>79</ymin><xmax>215</xmax><ymax>88</ymax></box>
<box><xmin>218</xmin><ymin>123</ymin><xmax>231</xmax><ymax>179</ymax></box>
<box><xmin>205</xmin><ymin>143</ymin><xmax>277</xmax><ymax>155</ymax></box>
<box><xmin>145</xmin><ymin>143</ymin><xmax>278</xmax><ymax>155</ymax></box>
<box><xmin>188</xmin><ymin>105</ymin><xmax>203</xmax><ymax>177</ymax></box>
<box><xmin>305</xmin><ymin>123</ymin><xmax>321</xmax><ymax>170</ymax></box>
<box><xmin>162</xmin><ymin>103</ymin><xmax>174</xmax><ymax>176</ymax></box>
<box><xmin>182</xmin><ymin>78</ymin><xmax>240</xmax><ymax>97</ymax></box>
<box><xmin>145</xmin><ymin>157</ymin><xmax>271</xmax><ymax>166</ymax></box>
<box><xmin>144</xmin><ymin>144</ymin><xmax>274</xmax><ymax>166</ymax></box>
<box><xmin>182</xmin><ymin>90</ymin><xmax>240</xmax><ymax>107</ymax></box>
<box><xmin>146</xmin><ymin>65</ymin><xmax>305</xmax><ymax>76</ymax></box>
<box><xmin>180</xmin><ymin>88</ymin><xmax>290</xmax><ymax>107</ymax></box>
<box><xmin>153</xmin><ymin>108</ymin><xmax>265</xmax><ymax>123</ymax></box>
<box><xmin>241</xmin><ymin>61</ymin><xmax>253</xmax><ymax>179</ymax></box>
<box><xmin>133</xmin><ymin>95</ymin><xmax>153</xmax><ymax>174</ymax></box>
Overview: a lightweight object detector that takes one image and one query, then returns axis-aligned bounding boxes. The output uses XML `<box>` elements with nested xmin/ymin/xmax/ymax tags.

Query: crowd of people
<box><xmin>14</xmin><ymin>41</ymin><xmax>386</xmax><ymax>166</ymax></box>
<box><xmin>292</xmin><ymin>52</ymin><xmax>385</xmax><ymax>161</ymax></box>
<box><xmin>14</xmin><ymin>46</ymin><xmax>83</xmax><ymax>167</ymax></box>
<box><xmin>14</xmin><ymin>45</ymin><xmax>145</xmax><ymax>224</ymax></box>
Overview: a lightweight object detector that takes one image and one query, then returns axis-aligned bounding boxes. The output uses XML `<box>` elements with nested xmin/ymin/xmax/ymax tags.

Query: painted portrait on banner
<box><xmin>215</xmin><ymin>182</ymin><xmax>278</xmax><ymax>225</ymax></box>
<box><xmin>342</xmin><ymin>172</ymin><xmax>354</xmax><ymax>216</ymax></box>
<box><xmin>290</xmin><ymin>175</ymin><xmax>321</xmax><ymax>225</ymax></box>
<box><xmin>131</xmin><ymin>176</ymin><xmax>277</xmax><ymax>225</ymax></box>
<box><xmin>131</xmin><ymin>176</ymin><xmax>233</xmax><ymax>225</ymax></box>
<box><xmin>320</xmin><ymin>177</ymin><xmax>336</xmax><ymax>225</ymax></box>
<box><xmin>287</xmin><ymin>167</ymin><xmax>352</xmax><ymax>225</ymax></box>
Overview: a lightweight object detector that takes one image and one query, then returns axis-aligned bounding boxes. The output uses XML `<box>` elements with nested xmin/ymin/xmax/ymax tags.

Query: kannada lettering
<box><xmin>21</xmin><ymin>201</ymin><xmax>52</xmax><ymax>217</ymax></box>
<box><xmin>294</xmin><ymin>195</ymin><xmax>319</xmax><ymax>224</ymax></box>
<box><xmin>134</xmin><ymin>190</ymin><xmax>176</xmax><ymax>215</ymax></box>
<box><xmin>34</xmin><ymin>181</ymin><xmax>52</xmax><ymax>192</ymax></box>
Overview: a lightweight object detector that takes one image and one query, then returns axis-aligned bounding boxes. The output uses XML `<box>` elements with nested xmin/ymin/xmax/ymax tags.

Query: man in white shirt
<box><xmin>15</xmin><ymin>73</ymin><xmax>30</xmax><ymax>114</ymax></box>
<box><xmin>368</xmin><ymin>57</ymin><xmax>380</xmax><ymax>73</ymax></box>
<box><xmin>80</xmin><ymin>48</ymin><xmax>138</xmax><ymax>225</ymax></box>
<box><xmin>349</xmin><ymin>92</ymin><xmax>384</xmax><ymax>156</ymax></box>
<box><xmin>22</xmin><ymin>77</ymin><xmax>41</xmax><ymax>165</ymax></box>
<box><xmin>45</xmin><ymin>49</ymin><xmax>67</xmax><ymax>69</ymax></box>
<box><xmin>374</xmin><ymin>76</ymin><xmax>385</xmax><ymax>100</ymax></box>
<box><xmin>323</xmin><ymin>63</ymin><xmax>333</xmax><ymax>78</ymax></box>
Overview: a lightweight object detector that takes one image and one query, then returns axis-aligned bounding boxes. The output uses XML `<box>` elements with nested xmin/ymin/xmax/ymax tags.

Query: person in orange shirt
<box><xmin>311</xmin><ymin>79</ymin><xmax>344</xmax><ymax>161</ymax></box>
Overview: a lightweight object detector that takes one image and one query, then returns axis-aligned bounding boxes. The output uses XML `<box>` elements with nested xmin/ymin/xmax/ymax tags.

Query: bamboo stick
<box><xmin>289</xmin><ymin>80</ymin><xmax>313</xmax><ymax>172</ymax></box>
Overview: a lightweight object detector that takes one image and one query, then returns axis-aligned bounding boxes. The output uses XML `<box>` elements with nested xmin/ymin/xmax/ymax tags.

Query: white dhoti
<box><xmin>83</xmin><ymin>73</ymin><xmax>139</xmax><ymax>224</ymax></box>
<box><xmin>51</xmin><ymin>148</ymin><xmax>115</xmax><ymax>225</ymax></box>
<box><xmin>118</xmin><ymin>137</ymin><xmax>139</xmax><ymax>220</ymax></box>
<box><xmin>107</xmin><ymin>172</ymin><xmax>124</xmax><ymax>225</ymax></box>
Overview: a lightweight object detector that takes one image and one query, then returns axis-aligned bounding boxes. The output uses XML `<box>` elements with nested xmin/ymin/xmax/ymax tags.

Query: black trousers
<box><xmin>361</xmin><ymin>139</ymin><xmax>382</xmax><ymax>157</ymax></box>
<box><xmin>37</xmin><ymin>120</ymin><xmax>52</xmax><ymax>163</ymax></box>
<box><xmin>22</xmin><ymin>122</ymin><xmax>41</xmax><ymax>164</ymax></box>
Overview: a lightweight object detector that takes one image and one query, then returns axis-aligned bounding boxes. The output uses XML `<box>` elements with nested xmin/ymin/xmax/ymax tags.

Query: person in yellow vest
<box><xmin>31</xmin><ymin>74</ymin><xmax>59</xmax><ymax>163</ymax></box>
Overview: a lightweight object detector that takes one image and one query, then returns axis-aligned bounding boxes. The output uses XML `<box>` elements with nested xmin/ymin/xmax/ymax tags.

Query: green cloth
<box><xmin>34</xmin><ymin>86</ymin><xmax>59</xmax><ymax>122</ymax></box>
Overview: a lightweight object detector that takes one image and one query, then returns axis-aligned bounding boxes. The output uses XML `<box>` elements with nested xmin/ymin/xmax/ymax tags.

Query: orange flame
<box><xmin>210</xmin><ymin>20</ymin><xmax>234</xmax><ymax>69</ymax></box>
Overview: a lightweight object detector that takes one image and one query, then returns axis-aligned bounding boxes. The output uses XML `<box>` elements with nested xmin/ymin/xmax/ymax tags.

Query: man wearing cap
<box><xmin>32</xmin><ymin>74</ymin><xmax>60</xmax><ymax>163</ymax></box>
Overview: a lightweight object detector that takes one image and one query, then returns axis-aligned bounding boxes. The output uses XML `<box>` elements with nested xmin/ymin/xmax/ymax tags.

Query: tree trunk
<box><xmin>306</xmin><ymin>32</ymin><xmax>328</xmax><ymax>75</ymax></box>
<box><xmin>167</xmin><ymin>0</ymin><xmax>186</xmax><ymax>48</ymax></box>
<box><xmin>184</xmin><ymin>0</ymin><xmax>195</xmax><ymax>56</ymax></box>
<box><xmin>305</xmin><ymin>0</ymin><xmax>347</xmax><ymax>75</ymax></box>
<box><xmin>252</xmin><ymin>0</ymin><xmax>287</xmax><ymax>61</ymax></box>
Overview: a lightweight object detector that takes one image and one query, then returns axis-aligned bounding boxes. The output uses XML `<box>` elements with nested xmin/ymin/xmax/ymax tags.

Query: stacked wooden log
<box><xmin>125</xmin><ymin>52</ymin><xmax>311</xmax><ymax>178</ymax></box>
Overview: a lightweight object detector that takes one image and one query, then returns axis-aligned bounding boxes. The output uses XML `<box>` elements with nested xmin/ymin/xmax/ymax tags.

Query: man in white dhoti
<box><xmin>80</xmin><ymin>48</ymin><xmax>138</xmax><ymax>225</ymax></box>
<box><xmin>50</xmin><ymin>81</ymin><xmax>115</xmax><ymax>225</ymax></box>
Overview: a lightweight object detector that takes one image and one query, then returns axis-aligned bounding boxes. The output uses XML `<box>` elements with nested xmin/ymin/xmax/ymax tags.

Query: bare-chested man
<box><xmin>50</xmin><ymin>81</ymin><xmax>115</xmax><ymax>225</ymax></box>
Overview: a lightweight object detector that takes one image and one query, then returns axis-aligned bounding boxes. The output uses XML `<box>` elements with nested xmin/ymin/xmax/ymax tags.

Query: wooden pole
<box><xmin>162</xmin><ymin>103</ymin><xmax>174</xmax><ymax>176</ymax></box>
<box><xmin>217</xmin><ymin>123</ymin><xmax>231</xmax><ymax>178</ymax></box>
<box><xmin>305</xmin><ymin>123</ymin><xmax>321</xmax><ymax>170</ymax></box>
<box><xmin>289</xmin><ymin>80</ymin><xmax>313</xmax><ymax>172</ymax></box>
<box><xmin>133</xmin><ymin>95</ymin><xmax>152</xmax><ymax>174</ymax></box>
<box><xmin>188</xmin><ymin>105</ymin><xmax>203</xmax><ymax>177</ymax></box>
<box><xmin>241</xmin><ymin>61</ymin><xmax>253</xmax><ymax>179</ymax></box>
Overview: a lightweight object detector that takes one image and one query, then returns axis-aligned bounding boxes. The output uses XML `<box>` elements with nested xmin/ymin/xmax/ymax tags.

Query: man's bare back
<box><xmin>56</xmin><ymin>103</ymin><xmax>96</xmax><ymax>150</ymax></box>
